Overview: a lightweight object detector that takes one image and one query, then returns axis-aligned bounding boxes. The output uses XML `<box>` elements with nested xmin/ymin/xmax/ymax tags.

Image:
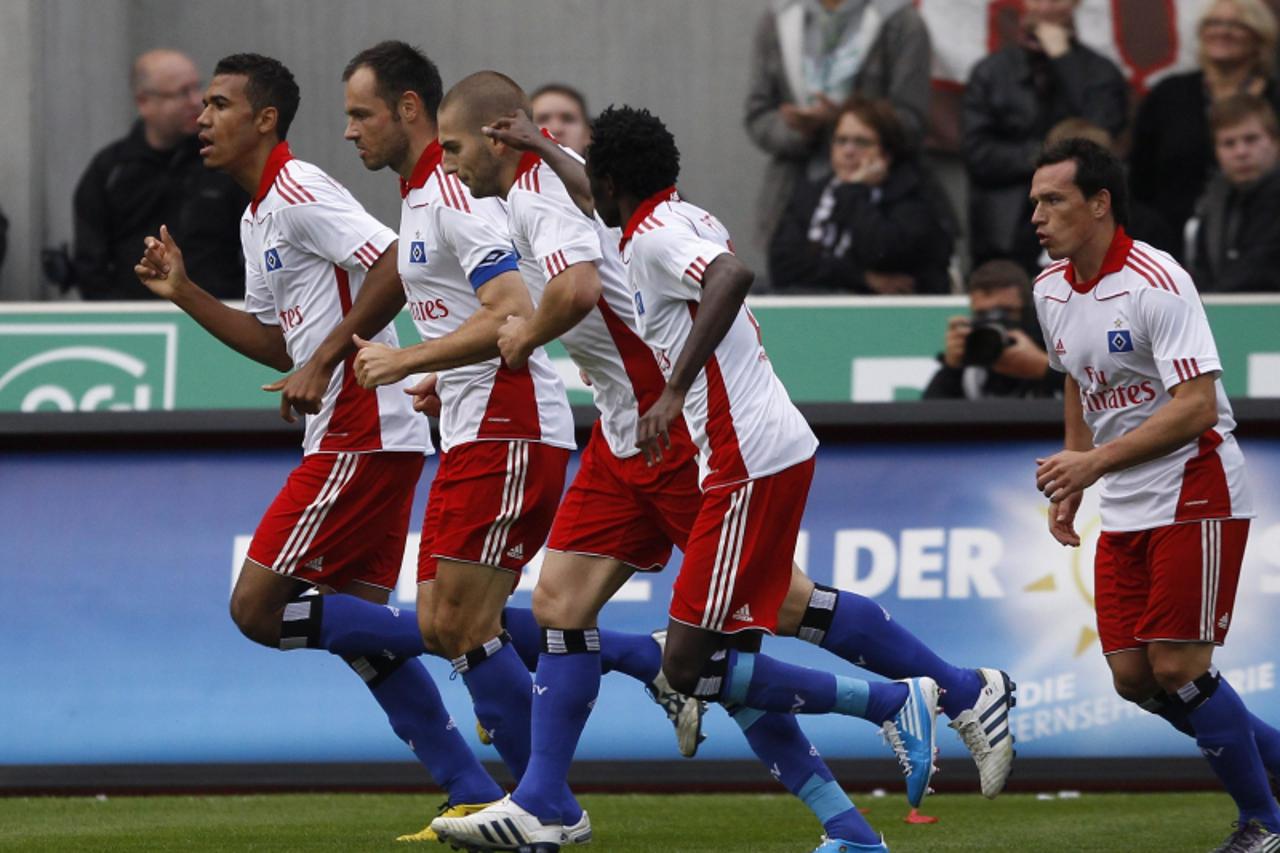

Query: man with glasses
<box><xmin>74</xmin><ymin>49</ymin><xmax>247</xmax><ymax>300</ymax></box>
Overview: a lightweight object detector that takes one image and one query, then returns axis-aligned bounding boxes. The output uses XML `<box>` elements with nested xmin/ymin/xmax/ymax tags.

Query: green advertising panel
<box><xmin>1</xmin><ymin>296</ymin><xmax>1277</xmax><ymax>413</ymax></box>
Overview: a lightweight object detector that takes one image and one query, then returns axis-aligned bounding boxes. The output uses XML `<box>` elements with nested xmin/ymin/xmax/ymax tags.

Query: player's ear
<box><xmin>1091</xmin><ymin>188</ymin><xmax>1111</xmax><ymax>220</ymax></box>
<box><xmin>256</xmin><ymin>105</ymin><xmax>279</xmax><ymax>137</ymax></box>
<box><xmin>399</xmin><ymin>91</ymin><xmax>419</xmax><ymax>124</ymax></box>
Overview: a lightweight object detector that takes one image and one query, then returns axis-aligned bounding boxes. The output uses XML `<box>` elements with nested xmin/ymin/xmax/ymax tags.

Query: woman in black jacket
<box><xmin>767</xmin><ymin>97</ymin><xmax>955</xmax><ymax>294</ymax></box>
<box><xmin>1130</xmin><ymin>0</ymin><xmax>1280</xmax><ymax>258</ymax></box>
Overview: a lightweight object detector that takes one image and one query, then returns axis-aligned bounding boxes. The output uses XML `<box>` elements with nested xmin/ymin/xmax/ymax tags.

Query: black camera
<box><xmin>962</xmin><ymin>307</ymin><xmax>1015</xmax><ymax>367</ymax></box>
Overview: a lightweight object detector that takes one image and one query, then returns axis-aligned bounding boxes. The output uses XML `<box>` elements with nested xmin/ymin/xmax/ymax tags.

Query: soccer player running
<box><xmin>432</xmin><ymin>87</ymin><xmax>1013</xmax><ymax>853</ymax></box>
<box><xmin>1030</xmin><ymin>138</ymin><xmax>1280</xmax><ymax>852</ymax></box>
<box><xmin>133</xmin><ymin>53</ymin><xmax>508</xmax><ymax>832</ymax></box>
<box><xmin>322</xmin><ymin>43</ymin><xmax>704</xmax><ymax>839</ymax></box>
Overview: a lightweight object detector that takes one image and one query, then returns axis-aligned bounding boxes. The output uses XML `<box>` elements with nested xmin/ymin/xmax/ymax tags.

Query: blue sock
<box><xmin>503</xmin><ymin>608</ymin><xmax>660</xmax><ymax>684</ymax></box>
<box><xmin>279</xmin><ymin>595</ymin><xmax>425</xmax><ymax>658</ymax></box>
<box><xmin>503</xmin><ymin>608</ymin><xmax>542</xmax><ymax>672</ymax></box>
<box><xmin>511</xmin><ymin>629</ymin><xmax>601</xmax><ymax>825</ymax></box>
<box><xmin>1148</xmin><ymin>691</ymin><xmax>1280</xmax><ymax>777</ymax></box>
<box><xmin>346</xmin><ymin>652</ymin><xmax>503</xmax><ymax>806</ymax></box>
<box><xmin>721</xmin><ymin>650</ymin><xmax>907</xmax><ymax>724</ymax></box>
<box><xmin>456</xmin><ymin>633</ymin><xmax>533</xmax><ymax>780</ymax></box>
<box><xmin>729</xmin><ymin>705</ymin><xmax>879</xmax><ymax>845</ymax></box>
<box><xmin>597</xmin><ymin>629</ymin><xmax>661</xmax><ymax>683</ymax></box>
<box><xmin>800</xmin><ymin>586</ymin><xmax>981</xmax><ymax>718</ymax></box>
<box><xmin>1185</xmin><ymin>672</ymin><xmax>1280</xmax><ymax>831</ymax></box>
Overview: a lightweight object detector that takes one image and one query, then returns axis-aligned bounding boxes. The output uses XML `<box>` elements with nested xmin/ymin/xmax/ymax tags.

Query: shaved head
<box><xmin>131</xmin><ymin>49</ymin><xmax>197</xmax><ymax>95</ymax></box>
<box><xmin>439</xmin><ymin>70</ymin><xmax>530</xmax><ymax>132</ymax></box>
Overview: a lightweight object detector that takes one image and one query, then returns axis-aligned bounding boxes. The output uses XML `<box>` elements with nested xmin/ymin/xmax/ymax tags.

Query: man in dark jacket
<box><xmin>1191</xmin><ymin>93</ymin><xmax>1280</xmax><ymax>292</ymax></box>
<box><xmin>73</xmin><ymin>49</ymin><xmax>246</xmax><ymax>300</ymax></box>
<box><xmin>962</xmin><ymin>0</ymin><xmax>1129</xmax><ymax>273</ymax></box>
<box><xmin>923</xmin><ymin>260</ymin><xmax>1063</xmax><ymax>400</ymax></box>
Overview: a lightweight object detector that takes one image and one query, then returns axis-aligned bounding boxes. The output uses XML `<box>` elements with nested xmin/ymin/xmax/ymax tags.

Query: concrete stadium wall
<box><xmin>3</xmin><ymin>0</ymin><xmax>771</xmax><ymax>300</ymax></box>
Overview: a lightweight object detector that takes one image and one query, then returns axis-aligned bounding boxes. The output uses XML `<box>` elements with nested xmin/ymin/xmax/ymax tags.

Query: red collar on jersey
<box><xmin>1066</xmin><ymin>226</ymin><xmax>1132</xmax><ymax>293</ymax></box>
<box><xmin>513</xmin><ymin>129</ymin><xmax>558</xmax><ymax>182</ymax></box>
<box><xmin>251</xmin><ymin>141</ymin><xmax>295</xmax><ymax>215</ymax></box>
<box><xmin>619</xmin><ymin>186</ymin><xmax>680</xmax><ymax>251</ymax></box>
<box><xmin>401</xmin><ymin>140</ymin><xmax>442</xmax><ymax>198</ymax></box>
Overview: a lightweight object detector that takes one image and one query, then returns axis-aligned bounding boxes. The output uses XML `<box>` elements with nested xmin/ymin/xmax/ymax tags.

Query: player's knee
<box><xmin>227</xmin><ymin>592</ymin><xmax>277</xmax><ymax>648</ymax></box>
<box><xmin>431</xmin><ymin>603</ymin><xmax>490</xmax><ymax>659</ymax></box>
<box><xmin>417</xmin><ymin>609</ymin><xmax>442</xmax><ymax>657</ymax></box>
<box><xmin>1111</xmin><ymin>669</ymin><xmax>1157</xmax><ymax>702</ymax></box>
<box><xmin>661</xmin><ymin>646</ymin><xmax>710</xmax><ymax>698</ymax></box>
<box><xmin>1148</xmin><ymin>658</ymin><xmax>1201</xmax><ymax>695</ymax></box>
<box><xmin>531</xmin><ymin>581</ymin><xmax>594</xmax><ymax>629</ymax></box>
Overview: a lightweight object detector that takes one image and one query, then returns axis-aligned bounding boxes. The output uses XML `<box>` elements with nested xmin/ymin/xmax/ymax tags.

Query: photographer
<box><xmin>923</xmin><ymin>259</ymin><xmax>1064</xmax><ymax>399</ymax></box>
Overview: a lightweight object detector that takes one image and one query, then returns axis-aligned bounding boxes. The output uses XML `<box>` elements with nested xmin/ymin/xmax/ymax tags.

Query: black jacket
<box><xmin>1191</xmin><ymin>167</ymin><xmax>1280</xmax><ymax>292</ymax></box>
<box><xmin>1131</xmin><ymin>71</ymin><xmax>1280</xmax><ymax>258</ymax></box>
<box><xmin>767</xmin><ymin>159</ymin><xmax>954</xmax><ymax>294</ymax></box>
<box><xmin>73</xmin><ymin>121</ymin><xmax>247</xmax><ymax>300</ymax></box>
<box><xmin>963</xmin><ymin>41</ymin><xmax>1129</xmax><ymax>269</ymax></box>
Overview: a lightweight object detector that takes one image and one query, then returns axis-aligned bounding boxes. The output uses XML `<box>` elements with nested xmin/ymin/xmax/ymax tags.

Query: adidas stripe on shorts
<box><xmin>246</xmin><ymin>451</ymin><xmax>424</xmax><ymax>591</ymax></box>
<box><xmin>417</xmin><ymin>439</ymin><xmax>570</xmax><ymax>581</ymax></box>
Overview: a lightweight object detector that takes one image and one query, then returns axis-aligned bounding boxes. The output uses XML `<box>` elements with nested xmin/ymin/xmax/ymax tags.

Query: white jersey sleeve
<box><xmin>272</xmin><ymin>178</ymin><xmax>396</xmax><ymax>274</ymax></box>
<box><xmin>436</xmin><ymin>204</ymin><xmax>521</xmax><ymax>291</ymax></box>
<box><xmin>639</xmin><ymin>225</ymin><xmax>732</xmax><ymax>299</ymax></box>
<box><xmin>242</xmin><ymin>219</ymin><xmax>277</xmax><ymax>326</ymax></box>
<box><xmin>1134</xmin><ymin>285</ymin><xmax>1223</xmax><ymax>391</ymax></box>
<box><xmin>508</xmin><ymin>188</ymin><xmax>602</xmax><ymax>279</ymax></box>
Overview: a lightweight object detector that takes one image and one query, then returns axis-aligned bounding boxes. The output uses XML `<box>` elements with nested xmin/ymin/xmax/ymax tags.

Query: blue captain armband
<box><xmin>468</xmin><ymin>249</ymin><xmax>519</xmax><ymax>290</ymax></box>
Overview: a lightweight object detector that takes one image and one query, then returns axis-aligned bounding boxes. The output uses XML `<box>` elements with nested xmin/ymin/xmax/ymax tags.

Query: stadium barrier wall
<box><xmin>3</xmin><ymin>401</ymin><xmax>1278</xmax><ymax>793</ymax></box>
<box><xmin>2</xmin><ymin>296</ymin><xmax>1279</xmax><ymax>413</ymax></box>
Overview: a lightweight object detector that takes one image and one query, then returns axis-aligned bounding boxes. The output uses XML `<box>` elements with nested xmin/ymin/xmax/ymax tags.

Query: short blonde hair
<box><xmin>1199</xmin><ymin>0</ymin><xmax>1279</xmax><ymax>77</ymax></box>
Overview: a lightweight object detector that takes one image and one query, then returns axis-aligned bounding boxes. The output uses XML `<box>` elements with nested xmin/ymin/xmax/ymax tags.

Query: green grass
<box><xmin>0</xmin><ymin>791</ymin><xmax>1239</xmax><ymax>852</ymax></box>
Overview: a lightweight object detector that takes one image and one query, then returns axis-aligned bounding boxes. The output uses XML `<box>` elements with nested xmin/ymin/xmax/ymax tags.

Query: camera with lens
<box><xmin>962</xmin><ymin>307</ymin><xmax>1015</xmax><ymax>367</ymax></box>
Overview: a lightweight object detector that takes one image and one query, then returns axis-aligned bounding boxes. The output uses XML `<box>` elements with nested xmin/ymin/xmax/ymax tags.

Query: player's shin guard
<box><xmin>716</xmin><ymin>649</ymin><xmax>907</xmax><ymax>724</ymax></box>
<box><xmin>453</xmin><ymin>632</ymin><xmax>534</xmax><ymax>779</ymax></box>
<box><xmin>1180</xmin><ymin>668</ymin><xmax>1280</xmax><ymax>831</ymax></box>
<box><xmin>728</xmin><ymin>705</ymin><xmax>880</xmax><ymax>845</ymax></box>
<box><xmin>279</xmin><ymin>594</ymin><xmax>425</xmax><ymax>658</ymax></box>
<box><xmin>800</xmin><ymin>585</ymin><xmax>981</xmax><ymax>717</ymax></box>
<box><xmin>1143</xmin><ymin>690</ymin><xmax>1280</xmax><ymax>778</ymax></box>
<box><xmin>511</xmin><ymin>628</ymin><xmax>601</xmax><ymax>824</ymax></box>
<box><xmin>345</xmin><ymin>652</ymin><xmax>503</xmax><ymax>806</ymax></box>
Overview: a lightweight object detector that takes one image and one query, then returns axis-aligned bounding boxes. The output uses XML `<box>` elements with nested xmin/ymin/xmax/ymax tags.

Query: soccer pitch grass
<box><xmin>0</xmin><ymin>790</ymin><xmax>1236</xmax><ymax>852</ymax></box>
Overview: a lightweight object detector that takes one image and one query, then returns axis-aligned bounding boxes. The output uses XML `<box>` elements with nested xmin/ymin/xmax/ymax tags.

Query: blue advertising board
<box><xmin>3</xmin><ymin>440</ymin><xmax>1278</xmax><ymax>766</ymax></box>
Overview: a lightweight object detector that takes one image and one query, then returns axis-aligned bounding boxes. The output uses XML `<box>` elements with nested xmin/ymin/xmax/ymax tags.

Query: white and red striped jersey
<box><xmin>398</xmin><ymin>141</ymin><xmax>573</xmax><ymax>453</ymax></box>
<box><xmin>504</xmin><ymin>145</ymin><xmax>669</xmax><ymax>459</ymax></box>
<box><xmin>620</xmin><ymin>188</ymin><xmax>818</xmax><ymax>489</ymax></box>
<box><xmin>1034</xmin><ymin>228</ymin><xmax>1252</xmax><ymax>531</ymax></box>
<box><xmin>241</xmin><ymin>142</ymin><xmax>430</xmax><ymax>457</ymax></box>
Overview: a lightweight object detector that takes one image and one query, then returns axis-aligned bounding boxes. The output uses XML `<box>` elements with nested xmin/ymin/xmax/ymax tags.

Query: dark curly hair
<box><xmin>587</xmin><ymin>105</ymin><xmax>679</xmax><ymax>199</ymax></box>
<box><xmin>213</xmin><ymin>53</ymin><xmax>300</xmax><ymax>140</ymax></box>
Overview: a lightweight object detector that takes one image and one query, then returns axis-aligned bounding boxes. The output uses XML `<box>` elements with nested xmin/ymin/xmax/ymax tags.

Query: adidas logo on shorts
<box><xmin>731</xmin><ymin>604</ymin><xmax>753</xmax><ymax>623</ymax></box>
<box><xmin>506</xmin><ymin>543</ymin><xmax>524</xmax><ymax>560</ymax></box>
<box><xmin>302</xmin><ymin>556</ymin><xmax>324</xmax><ymax>571</ymax></box>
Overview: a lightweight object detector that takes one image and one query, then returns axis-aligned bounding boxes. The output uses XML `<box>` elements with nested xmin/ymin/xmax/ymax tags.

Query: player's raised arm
<box><xmin>353</xmin><ymin>268</ymin><xmax>532</xmax><ymax>388</ymax></box>
<box><xmin>484</xmin><ymin>111</ymin><xmax>594</xmax><ymax>217</ymax></box>
<box><xmin>635</xmin><ymin>253</ymin><xmax>754</xmax><ymax>462</ymax></box>
<box><xmin>136</xmin><ymin>224</ymin><xmax>291</xmax><ymax>371</ymax></box>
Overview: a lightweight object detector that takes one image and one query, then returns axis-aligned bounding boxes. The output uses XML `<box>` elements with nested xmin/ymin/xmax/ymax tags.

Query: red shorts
<box><xmin>546</xmin><ymin>421</ymin><xmax>702</xmax><ymax>571</ymax></box>
<box><xmin>247</xmin><ymin>451</ymin><xmax>424</xmax><ymax>591</ymax></box>
<box><xmin>1095</xmin><ymin>518</ymin><xmax>1249</xmax><ymax>655</ymax></box>
<box><xmin>418</xmin><ymin>440</ymin><xmax>570</xmax><ymax>581</ymax></box>
<box><xmin>671</xmin><ymin>457</ymin><xmax>815</xmax><ymax>634</ymax></box>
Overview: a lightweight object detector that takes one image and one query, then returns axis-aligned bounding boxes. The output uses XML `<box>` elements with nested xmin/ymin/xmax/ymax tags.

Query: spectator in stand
<box><xmin>744</xmin><ymin>0</ymin><xmax>932</xmax><ymax>254</ymax></box>
<box><xmin>530</xmin><ymin>83</ymin><xmax>591</xmax><ymax>156</ymax></box>
<box><xmin>1130</xmin><ymin>0</ymin><xmax>1280</xmax><ymax>259</ymax></box>
<box><xmin>74</xmin><ymin>49</ymin><xmax>246</xmax><ymax>300</ymax></box>
<box><xmin>923</xmin><ymin>259</ymin><xmax>1064</xmax><ymax>400</ymax></box>
<box><xmin>1043</xmin><ymin>117</ymin><xmax>1180</xmax><ymax>256</ymax></box>
<box><xmin>768</xmin><ymin>97</ymin><xmax>954</xmax><ymax>294</ymax></box>
<box><xmin>962</xmin><ymin>0</ymin><xmax>1129</xmax><ymax>273</ymax></box>
<box><xmin>1190</xmin><ymin>94</ymin><xmax>1280</xmax><ymax>292</ymax></box>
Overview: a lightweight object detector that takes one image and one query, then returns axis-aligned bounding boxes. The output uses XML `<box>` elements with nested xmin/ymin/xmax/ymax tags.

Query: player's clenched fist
<box><xmin>352</xmin><ymin>334</ymin><xmax>408</xmax><ymax>388</ymax></box>
<box><xmin>635</xmin><ymin>386</ymin><xmax>685</xmax><ymax>466</ymax></box>
<box><xmin>497</xmin><ymin>314</ymin><xmax>533</xmax><ymax>370</ymax></box>
<box><xmin>134</xmin><ymin>224</ymin><xmax>190</xmax><ymax>300</ymax></box>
